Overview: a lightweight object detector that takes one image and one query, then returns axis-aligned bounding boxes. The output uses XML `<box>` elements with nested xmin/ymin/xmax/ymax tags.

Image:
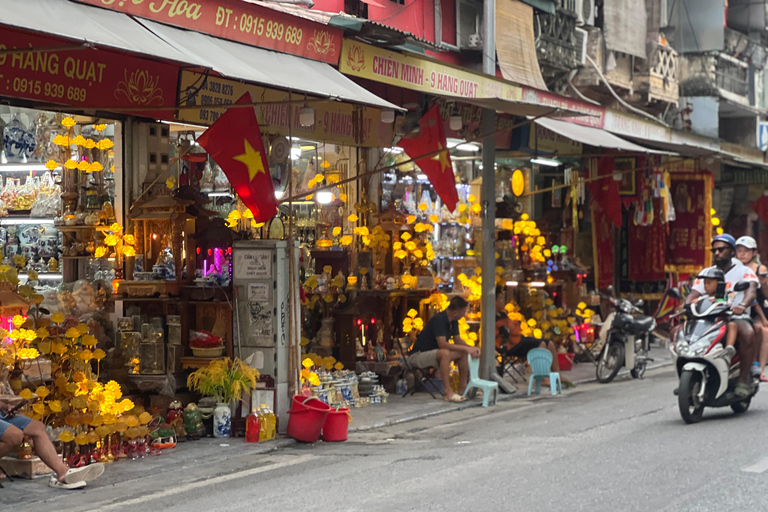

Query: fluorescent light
<box><xmin>455</xmin><ymin>143</ymin><xmax>480</xmax><ymax>152</ymax></box>
<box><xmin>506</xmin><ymin>281</ymin><xmax>519</xmax><ymax>287</ymax></box>
<box><xmin>0</xmin><ymin>218</ymin><xmax>54</xmax><ymax>225</ymax></box>
<box><xmin>20</xmin><ymin>273</ymin><xmax>62</xmax><ymax>280</ymax></box>
<box><xmin>275</xmin><ymin>190</ymin><xmax>285</xmax><ymax>199</ymax></box>
<box><xmin>0</xmin><ymin>164</ymin><xmax>52</xmax><ymax>172</ymax></box>
<box><xmin>160</xmin><ymin>120</ymin><xmax>209</xmax><ymax>130</ymax></box>
<box><xmin>207</xmin><ymin>192</ymin><xmax>233</xmax><ymax>197</ymax></box>
<box><xmin>530</xmin><ymin>157</ymin><xmax>560</xmax><ymax>167</ymax></box>
<box><xmin>291</xmin><ymin>147</ymin><xmax>302</xmax><ymax>160</ymax></box>
<box><xmin>383</xmin><ymin>147</ymin><xmax>403</xmax><ymax>154</ymax></box>
<box><xmin>417</xmin><ymin>174</ymin><xmax>428</xmax><ymax>180</ymax></box>
<box><xmin>529</xmin><ymin>281</ymin><xmax>546</xmax><ymax>288</ymax></box>
<box><xmin>316</xmin><ymin>191</ymin><xmax>333</xmax><ymax>204</ymax></box>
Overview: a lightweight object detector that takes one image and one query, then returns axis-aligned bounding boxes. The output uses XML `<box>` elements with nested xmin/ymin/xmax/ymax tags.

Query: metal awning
<box><xmin>0</xmin><ymin>0</ymin><xmax>193</xmax><ymax>63</ymax></box>
<box><xmin>536</xmin><ymin>118</ymin><xmax>673</xmax><ymax>153</ymax></box>
<box><xmin>137</xmin><ymin>19</ymin><xmax>402</xmax><ymax>111</ymax></box>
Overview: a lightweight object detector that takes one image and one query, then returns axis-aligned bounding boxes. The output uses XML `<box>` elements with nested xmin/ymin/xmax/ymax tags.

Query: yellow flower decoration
<box><xmin>323</xmin><ymin>294</ymin><xmax>333</xmax><ymax>303</ymax></box>
<box><xmin>65</xmin><ymin>327</ymin><xmax>81</xmax><ymax>339</ymax></box>
<box><xmin>332</xmin><ymin>227</ymin><xmax>342</xmax><ymax>236</ymax></box>
<box><xmin>104</xmin><ymin>234</ymin><xmax>119</xmax><ymax>247</ymax></box>
<box><xmin>77</xmin><ymin>323</ymin><xmax>90</xmax><ymax>335</ymax></box>
<box><xmin>64</xmin><ymin>159</ymin><xmax>78</xmax><ymax>169</ymax></box>
<box><xmin>340</xmin><ymin>235</ymin><xmax>353</xmax><ymax>246</ymax></box>
<box><xmin>35</xmin><ymin>386</ymin><xmax>50</xmax><ymax>399</ymax></box>
<box><xmin>98</xmin><ymin>139</ymin><xmax>114</xmax><ymax>150</ymax></box>
<box><xmin>92</xmin><ymin>349</ymin><xmax>106</xmax><ymax>361</ymax></box>
<box><xmin>348</xmin><ymin>214</ymin><xmax>359</xmax><ymax>223</ymax></box>
<box><xmin>90</xmin><ymin>162</ymin><xmax>104</xmax><ymax>173</ymax></box>
<box><xmin>32</xmin><ymin>403</ymin><xmax>46</xmax><ymax>416</ymax></box>
<box><xmin>334</xmin><ymin>362</ymin><xmax>344</xmax><ymax>371</ymax></box>
<box><xmin>61</xmin><ymin>117</ymin><xmax>76</xmax><ymax>128</ymax></box>
<box><xmin>122</xmin><ymin>246</ymin><xmax>136</xmax><ymax>257</ymax></box>
<box><xmin>400</xmin><ymin>232</ymin><xmax>412</xmax><ymax>241</ymax></box>
<box><xmin>48</xmin><ymin>400</ymin><xmax>62</xmax><ymax>413</ymax></box>
<box><xmin>12</xmin><ymin>315</ymin><xmax>25</xmax><ymax>328</ymax></box>
<box><xmin>17</xmin><ymin>348</ymin><xmax>39</xmax><ymax>360</ymax></box>
<box><xmin>45</xmin><ymin>160</ymin><xmax>58</xmax><ymax>171</ymax></box>
<box><xmin>418</xmin><ymin>203</ymin><xmax>428</xmax><ymax>211</ymax></box>
<box><xmin>302</xmin><ymin>358</ymin><xmax>314</xmax><ymax>369</ymax></box>
<box><xmin>308</xmin><ymin>373</ymin><xmax>321</xmax><ymax>386</ymax></box>
<box><xmin>94</xmin><ymin>246</ymin><xmax>108</xmax><ymax>258</ymax></box>
<box><xmin>81</xmin><ymin>334</ymin><xmax>97</xmax><ymax>347</ymax></box>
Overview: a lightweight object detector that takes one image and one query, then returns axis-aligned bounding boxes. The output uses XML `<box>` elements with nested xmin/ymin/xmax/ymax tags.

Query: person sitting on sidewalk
<box><xmin>0</xmin><ymin>398</ymin><xmax>104</xmax><ymax>489</ymax></box>
<box><xmin>494</xmin><ymin>290</ymin><xmax>560</xmax><ymax>379</ymax></box>
<box><xmin>407</xmin><ymin>296</ymin><xmax>480</xmax><ymax>403</ymax></box>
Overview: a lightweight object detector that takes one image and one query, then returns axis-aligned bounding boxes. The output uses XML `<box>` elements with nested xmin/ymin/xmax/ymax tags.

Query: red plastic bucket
<box><xmin>557</xmin><ymin>353</ymin><xmax>574</xmax><ymax>371</ymax></box>
<box><xmin>322</xmin><ymin>408</ymin><xmax>352</xmax><ymax>442</ymax></box>
<box><xmin>286</xmin><ymin>396</ymin><xmax>331</xmax><ymax>443</ymax></box>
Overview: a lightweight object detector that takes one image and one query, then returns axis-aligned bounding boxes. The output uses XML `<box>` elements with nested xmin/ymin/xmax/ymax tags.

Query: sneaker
<box><xmin>48</xmin><ymin>476</ymin><xmax>86</xmax><ymax>490</ymax></box>
<box><xmin>734</xmin><ymin>381</ymin><xmax>752</xmax><ymax>399</ymax></box>
<box><xmin>752</xmin><ymin>363</ymin><xmax>762</xmax><ymax>377</ymax></box>
<box><xmin>62</xmin><ymin>463</ymin><xmax>104</xmax><ymax>485</ymax></box>
<box><xmin>723</xmin><ymin>345</ymin><xmax>737</xmax><ymax>363</ymax></box>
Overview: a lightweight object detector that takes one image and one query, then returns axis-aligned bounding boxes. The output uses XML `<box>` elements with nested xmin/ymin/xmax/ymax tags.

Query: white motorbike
<box><xmin>596</xmin><ymin>289</ymin><xmax>657</xmax><ymax>383</ymax></box>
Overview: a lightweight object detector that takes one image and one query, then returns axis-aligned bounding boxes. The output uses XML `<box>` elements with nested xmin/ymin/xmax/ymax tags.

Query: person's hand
<box><xmin>733</xmin><ymin>305</ymin><xmax>746</xmax><ymax>316</ymax></box>
<box><xmin>469</xmin><ymin>347</ymin><xmax>481</xmax><ymax>359</ymax></box>
<box><xmin>0</xmin><ymin>402</ymin><xmax>14</xmax><ymax>418</ymax></box>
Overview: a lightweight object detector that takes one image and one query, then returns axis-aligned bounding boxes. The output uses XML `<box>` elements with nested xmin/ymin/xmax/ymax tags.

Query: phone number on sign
<box><xmin>235</xmin><ymin>15</ymin><xmax>303</xmax><ymax>45</ymax></box>
<box><xmin>5</xmin><ymin>77</ymin><xmax>87</xmax><ymax>102</ymax></box>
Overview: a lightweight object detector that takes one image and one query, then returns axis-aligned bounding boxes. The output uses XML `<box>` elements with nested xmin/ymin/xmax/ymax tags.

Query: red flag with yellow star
<box><xmin>397</xmin><ymin>105</ymin><xmax>458</xmax><ymax>212</ymax></box>
<box><xmin>196</xmin><ymin>92</ymin><xmax>278</xmax><ymax>223</ymax></box>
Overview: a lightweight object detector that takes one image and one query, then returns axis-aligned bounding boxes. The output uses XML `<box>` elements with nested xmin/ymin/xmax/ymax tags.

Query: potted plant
<box><xmin>187</xmin><ymin>358</ymin><xmax>259</xmax><ymax>438</ymax></box>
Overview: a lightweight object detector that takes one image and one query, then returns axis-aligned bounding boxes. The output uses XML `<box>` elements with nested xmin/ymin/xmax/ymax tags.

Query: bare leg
<box><xmin>726</xmin><ymin>322</ymin><xmax>739</xmax><ymax>347</ymax></box>
<box><xmin>436</xmin><ymin>348</ymin><xmax>455</xmax><ymax>399</ymax></box>
<box><xmin>0</xmin><ymin>424</ymin><xmax>23</xmax><ymax>460</ymax></box>
<box><xmin>454</xmin><ymin>351</ymin><xmax>469</xmax><ymax>394</ymax></box>
<box><xmin>24</xmin><ymin>419</ymin><xmax>68</xmax><ymax>481</ymax></box>
<box><xmin>736</xmin><ymin>321</ymin><xmax>755</xmax><ymax>384</ymax></box>
<box><xmin>760</xmin><ymin>324</ymin><xmax>768</xmax><ymax>376</ymax></box>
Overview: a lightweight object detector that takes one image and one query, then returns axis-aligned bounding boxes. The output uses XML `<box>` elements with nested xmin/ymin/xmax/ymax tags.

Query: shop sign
<box><xmin>521</xmin><ymin>87</ymin><xmax>605</xmax><ymax>129</ymax></box>
<box><xmin>177</xmin><ymin>71</ymin><xmax>392</xmax><ymax>148</ymax></box>
<box><xmin>74</xmin><ymin>0</ymin><xmax>342</xmax><ymax>64</ymax></box>
<box><xmin>0</xmin><ymin>28</ymin><xmax>178</xmax><ymax>120</ymax></box>
<box><xmin>436</xmin><ymin>100</ymin><xmax>515</xmax><ymax>147</ymax></box>
<box><xmin>665</xmin><ymin>172</ymin><xmax>712</xmax><ymax>273</ymax></box>
<box><xmin>528</xmin><ymin>123</ymin><xmax>582</xmax><ymax>155</ymax></box>
<box><xmin>340</xmin><ymin>40</ymin><xmax>523</xmax><ymax>102</ymax></box>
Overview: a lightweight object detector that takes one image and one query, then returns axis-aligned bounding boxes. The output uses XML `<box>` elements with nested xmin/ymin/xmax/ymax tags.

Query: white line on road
<box><xmin>93</xmin><ymin>454</ymin><xmax>315</xmax><ymax>511</ymax></box>
<box><xmin>742</xmin><ymin>456</ymin><xmax>768</xmax><ymax>473</ymax></box>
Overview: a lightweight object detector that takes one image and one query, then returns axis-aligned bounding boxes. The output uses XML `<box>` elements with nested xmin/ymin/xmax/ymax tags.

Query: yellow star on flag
<box><xmin>233</xmin><ymin>139</ymin><xmax>266</xmax><ymax>181</ymax></box>
<box><xmin>431</xmin><ymin>142</ymin><xmax>450</xmax><ymax>173</ymax></box>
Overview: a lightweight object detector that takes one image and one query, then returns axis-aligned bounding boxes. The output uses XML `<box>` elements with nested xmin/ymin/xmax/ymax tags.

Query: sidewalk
<box><xmin>347</xmin><ymin>344</ymin><xmax>675</xmax><ymax>432</ymax></box>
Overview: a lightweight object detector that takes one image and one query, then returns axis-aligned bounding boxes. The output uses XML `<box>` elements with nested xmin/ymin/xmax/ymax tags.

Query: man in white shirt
<box><xmin>686</xmin><ymin>234</ymin><xmax>759</xmax><ymax>397</ymax></box>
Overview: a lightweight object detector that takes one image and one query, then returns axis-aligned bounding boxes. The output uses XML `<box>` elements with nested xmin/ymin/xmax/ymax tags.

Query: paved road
<box><xmin>16</xmin><ymin>367</ymin><xmax>768</xmax><ymax>512</ymax></box>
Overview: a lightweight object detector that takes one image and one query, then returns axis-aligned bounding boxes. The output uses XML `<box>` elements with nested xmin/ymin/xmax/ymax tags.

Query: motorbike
<box><xmin>672</xmin><ymin>282</ymin><xmax>759</xmax><ymax>424</ymax></box>
<box><xmin>595</xmin><ymin>288</ymin><xmax>658</xmax><ymax>383</ymax></box>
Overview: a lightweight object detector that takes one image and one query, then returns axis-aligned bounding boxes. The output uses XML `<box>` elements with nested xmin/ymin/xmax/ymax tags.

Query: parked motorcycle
<box><xmin>672</xmin><ymin>282</ymin><xmax>759</xmax><ymax>424</ymax></box>
<box><xmin>595</xmin><ymin>288</ymin><xmax>657</xmax><ymax>383</ymax></box>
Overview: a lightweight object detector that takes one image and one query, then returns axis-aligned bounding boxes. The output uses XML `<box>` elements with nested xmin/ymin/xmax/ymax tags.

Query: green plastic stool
<box><xmin>462</xmin><ymin>354</ymin><xmax>499</xmax><ymax>407</ymax></box>
<box><xmin>527</xmin><ymin>348</ymin><xmax>562</xmax><ymax>396</ymax></box>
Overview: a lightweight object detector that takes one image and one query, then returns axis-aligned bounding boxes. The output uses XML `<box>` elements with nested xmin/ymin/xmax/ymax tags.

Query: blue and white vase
<box><xmin>4</xmin><ymin>114</ymin><xmax>35</xmax><ymax>163</ymax></box>
<box><xmin>213</xmin><ymin>402</ymin><xmax>231</xmax><ymax>438</ymax></box>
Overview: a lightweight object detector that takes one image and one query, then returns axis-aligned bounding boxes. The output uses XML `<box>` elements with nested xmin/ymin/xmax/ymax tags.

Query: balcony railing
<box><xmin>714</xmin><ymin>52</ymin><xmax>749</xmax><ymax>97</ymax></box>
<box><xmin>635</xmin><ymin>38</ymin><xmax>679</xmax><ymax>105</ymax></box>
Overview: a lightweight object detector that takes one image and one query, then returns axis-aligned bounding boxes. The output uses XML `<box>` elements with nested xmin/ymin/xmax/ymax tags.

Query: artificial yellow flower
<box><xmin>61</xmin><ymin>117</ymin><xmax>76</xmax><ymax>128</ymax></box>
<box><xmin>32</xmin><ymin>403</ymin><xmax>46</xmax><ymax>416</ymax></box>
<box><xmin>104</xmin><ymin>234</ymin><xmax>119</xmax><ymax>246</ymax></box>
<box><xmin>94</xmin><ymin>246</ymin><xmax>108</xmax><ymax>258</ymax></box>
<box><xmin>64</xmin><ymin>159</ymin><xmax>78</xmax><ymax>169</ymax></box>
<box><xmin>308</xmin><ymin>373</ymin><xmax>321</xmax><ymax>386</ymax></box>
<box><xmin>98</xmin><ymin>139</ymin><xmax>114</xmax><ymax>150</ymax></box>
<box><xmin>76</xmin><ymin>323</ymin><xmax>89</xmax><ymax>335</ymax></box>
<box><xmin>65</xmin><ymin>327</ymin><xmax>81</xmax><ymax>339</ymax></box>
<box><xmin>35</xmin><ymin>386</ymin><xmax>50</xmax><ymax>399</ymax></box>
<box><xmin>11</xmin><ymin>315</ymin><xmax>24</xmax><ymax>328</ymax></box>
<box><xmin>92</xmin><ymin>349</ymin><xmax>106</xmax><ymax>361</ymax></box>
<box><xmin>302</xmin><ymin>358</ymin><xmax>314</xmax><ymax>369</ymax></box>
<box><xmin>17</xmin><ymin>348</ymin><xmax>40</xmax><ymax>360</ymax></box>
<box><xmin>45</xmin><ymin>160</ymin><xmax>58</xmax><ymax>171</ymax></box>
<box><xmin>48</xmin><ymin>400</ymin><xmax>62</xmax><ymax>413</ymax></box>
<box><xmin>122</xmin><ymin>245</ymin><xmax>136</xmax><ymax>257</ymax></box>
<box><xmin>332</xmin><ymin>227</ymin><xmax>342</xmax><ymax>237</ymax></box>
<box><xmin>401</xmin><ymin>232</ymin><xmax>412</xmax><ymax>241</ymax></box>
<box><xmin>340</xmin><ymin>235</ymin><xmax>353</xmax><ymax>246</ymax></box>
<box><xmin>334</xmin><ymin>362</ymin><xmax>344</xmax><ymax>371</ymax></box>
<box><xmin>81</xmin><ymin>334</ymin><xmax>97</xmax><ymax>347</ymax></box>
<box><xmin>18</xmin><ymin>389</ymin><xmax>34</xmax><ymax>400</ymax></box>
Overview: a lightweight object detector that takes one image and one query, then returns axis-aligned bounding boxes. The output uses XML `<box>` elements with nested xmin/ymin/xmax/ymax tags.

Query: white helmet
<box><xmin>736</xmin><ymin>236</ymin><xmax>758</xmax><ymax>250</ymax></box>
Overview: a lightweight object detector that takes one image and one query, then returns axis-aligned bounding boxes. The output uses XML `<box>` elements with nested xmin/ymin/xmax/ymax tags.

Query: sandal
<box><xmin>761</xmin><ymin>374</ymin><xmax>768</xmax><ymax>383</ymax></box>
<box><xmin>444</xmin><ymin>394</ymin><xmax>466</xmax><ymax>403</ymax></box>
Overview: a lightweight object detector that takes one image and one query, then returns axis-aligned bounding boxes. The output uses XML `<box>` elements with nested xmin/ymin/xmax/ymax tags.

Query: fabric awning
<box><xmin>138</xmin><ymin>19</ymin><xmax>401</xmax><ymax>111</ymax></box>
<box><xmin>495</xmin><ymin>0</ymin><xmax>548</xmax><ymax>90</ymax></box>
<box><xmin>0</xmin><ymin>0</ymin><xmax>193</xmax><ymax>63</ymax></box>
<box><xmin>536</xmin><ymin>118</ymin><xmax>672</xmax><ymax>153</ymax></box>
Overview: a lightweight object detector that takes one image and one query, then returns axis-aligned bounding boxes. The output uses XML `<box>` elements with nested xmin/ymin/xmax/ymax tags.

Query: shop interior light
<box><xmin>383</xmin><ymin>147</ymin><xmax>404</xmax><ymax>154</ymax></box>
<box><xmin>207</xmin><ymin>191</ymin><xmax>233</xmax><ymax>197</ymax></box>
<box><xmin>381</xmin><ymin>110</ymin><xmax>395</xmax><ymax>124</ymax></box>
<box><xmin>275</xmin><ymin>189</ymin><xmax>285</xmax><ymax>199</ymax></box>
<box><xmin>19</xmin><ymin>272</ymin><xmax>62</xmax><ymax>280</ymax></box>
<box><xmin>0</xmin><ymin>164</ymin><xmax>53</xmax><ymax>172</ymax></box>
<box><xmin>0</xmin><ymin>218</ymin><xmax>54</xmax><ymax>225</ymax></box>
<box><xmin>449</xmin><ymin>115</ymin><xmax>463</xmax><ymax>131</ymax></box>
<box><xmin>529</xmin><ymin>281</ymin><xmax>547</xmax><ymax>288</ymax></box>
<box><xmin>455</xmin><ymin>143</ymin><xmax>480</xmax><ymax>152</ymax></box>
<box><xmin>299</xmin><ymin>106</ymin><xmax>315</xmax><ymax>127</ymax></box>
<box><xmin>505</xmin><ymin>281</ymin><xmax>519</xmax><ymax>287</ymax></box>
<box><xmin>417</xmin><ymin>173</ymin><xmax>429</xmax><ymax>180</ymax></box>
<box><xmin>316</xmin><ymin>191</ymin><xmax>333</xmax><ymax>204</ymax></box>
<box><xmin>291</xmin><ymin>146</ymin><xmax>302</xmax><ymax>160</ymax></box>
<box><xmin>530</xmin><ymin>157</ymin><xmax>560</xmax><ymax>167</ymax></box>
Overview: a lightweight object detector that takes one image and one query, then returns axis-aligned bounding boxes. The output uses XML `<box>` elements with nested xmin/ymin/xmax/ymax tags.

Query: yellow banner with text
<box><xmin>339</xmin><ymin>40</ymin><xmax>523</xmax><ymax>101</ymax></box>
<box><xmin>176</xmin><ymin>71</ymin><xmax>392</xmax><ymax>148</ymax></box>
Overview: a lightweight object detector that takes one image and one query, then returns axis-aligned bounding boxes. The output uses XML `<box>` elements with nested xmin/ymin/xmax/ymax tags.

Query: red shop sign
<box><xmin>0</xmin><ymin>28</ymin><xmax>179</xmax><ymax>120</ymax></box>
<box><xmin>75</xmin><ymin>0</ymin><xmax>342</xmax><ymax>65</ymax></box>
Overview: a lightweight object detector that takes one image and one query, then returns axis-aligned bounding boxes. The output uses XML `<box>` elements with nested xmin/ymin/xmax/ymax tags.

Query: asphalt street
<box><xmin>13</xmin><ymin>366</ymin><xmax>768</xmax><ymax>512</ymax></box>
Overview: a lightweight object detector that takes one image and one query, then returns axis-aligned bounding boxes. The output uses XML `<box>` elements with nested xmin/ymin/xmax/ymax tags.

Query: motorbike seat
<box><xmin>628</xmin><ymin>316</ymin><xmax>654</xmax><ymax>334</ymax></box>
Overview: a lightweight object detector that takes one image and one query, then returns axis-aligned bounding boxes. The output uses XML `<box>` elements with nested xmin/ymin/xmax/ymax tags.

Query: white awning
<box><xmin>536</xmin><ymin>118</ymin><xmax>671</xmax><ymax>153</ymax></box>
<box><xmin>0</xmin><ymin>0</ymin><xmax>193</xmax><ymax>64</ymax></box>
<box><xmin>137</xmin><ymin>19</ymin><xmax>401</xmax><ymax>111</ymax></box>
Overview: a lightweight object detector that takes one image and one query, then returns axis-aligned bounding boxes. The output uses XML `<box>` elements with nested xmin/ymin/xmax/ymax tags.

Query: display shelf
<box><xmin>57</xmin><ymin>225</ymin><xmax>111</xmax><ymax>232</ymax></box>
<box><xmin>0</xmin><ymin>217</ymin><xmax>54</xmax><ymax>225</ymax></box>
<box><xmin>60</xmin><ymin>256</ymin><xmax>95</xmax><ymax>260</ymax></box>
<box><xmin>181</xmin><ymin>356</ymin><xmax>225</xmax><ymax>370</ymax></box>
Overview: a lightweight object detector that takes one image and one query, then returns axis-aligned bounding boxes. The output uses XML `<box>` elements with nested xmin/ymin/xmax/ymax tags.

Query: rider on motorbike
<box><xmin>685</xmin><ymin>234</ymin><xmax>759</xmax><ymax>398</ymax></box>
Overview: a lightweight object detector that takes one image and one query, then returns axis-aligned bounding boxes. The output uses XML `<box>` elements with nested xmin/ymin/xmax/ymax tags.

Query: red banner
<box><xmin>0</xmin><ymin>28</ymin><xmax>179</xmax><ymax>120</ymax></box>
<box><xmin>592</xmin><ymin>205</ymin><xmax>615</xmax><ymax>291</ymax></box>
<box><xmin>75</xmin><ymin>0</ymin><xmax>342</xmax><ymax>64</ymax></box>
<box><xmin>629</xmin><ymin>200</ymin><xmax>666</xmax><ymax>282</ymax></box>
<box><xmin>665</xmin><ymin>173</ymin><xmax>712</xmax><ymax>273</ymax></box>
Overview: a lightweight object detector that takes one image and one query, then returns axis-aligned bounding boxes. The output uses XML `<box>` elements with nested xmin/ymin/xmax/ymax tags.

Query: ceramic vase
<box><xmin>213</xmin><ymin>402</ymin><xmax>231</xmax><ymax>438</ymax></box>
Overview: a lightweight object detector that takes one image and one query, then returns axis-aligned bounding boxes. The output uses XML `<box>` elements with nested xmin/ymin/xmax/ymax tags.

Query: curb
<box><xmin>571</xmin><ymin>358</ymin><xmax>675</xmax><ymax>385</ymax></box>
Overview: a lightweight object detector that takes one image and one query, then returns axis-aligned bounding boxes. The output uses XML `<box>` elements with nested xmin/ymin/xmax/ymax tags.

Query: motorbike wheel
<box><xmin>731</xmin><ymin>399</ymin><xmax>751</xmax><ymax>414</ymax></box>
<box><xmin>596</xmin><ymin>342</ymin><xmax>624</xmax><ymax>383</ymax></box>
<box><xmin>678</xmin><ymin>370</ymin><xmax>705</xmax><ymax>424</ymax></box>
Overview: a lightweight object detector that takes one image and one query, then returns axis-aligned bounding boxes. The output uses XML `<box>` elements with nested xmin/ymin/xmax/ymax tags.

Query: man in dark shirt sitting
<box><xmin>407</xmin><ymin>296</ymin><xmax>480</xmax><ymax>403</ymax></box>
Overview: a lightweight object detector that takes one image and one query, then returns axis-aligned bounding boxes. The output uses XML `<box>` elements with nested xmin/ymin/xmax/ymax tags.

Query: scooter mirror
<box><xmin>668</xmin><ymin>288</ymin><xmax>681</xmax><ymax>299</ymax></box>
<box><xmin>634</xmin><ymin>299</ymin><xmax>644</xmax><ymax>308</ymax></box>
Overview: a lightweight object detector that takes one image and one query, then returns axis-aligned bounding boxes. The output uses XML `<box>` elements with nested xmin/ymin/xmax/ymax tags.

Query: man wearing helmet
<box><xmin>686</xmin><ymin>234</ymin><xmax>759</xmax><ymax>398</ymax></box>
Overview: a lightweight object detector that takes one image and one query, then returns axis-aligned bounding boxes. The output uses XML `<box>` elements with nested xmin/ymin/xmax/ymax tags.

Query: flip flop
<box><xmin>761</xmin><ymin>374</ymin><xmax>768</xmax><ymax>383</ymax></box>
<box><xmin>443</xmin><ymin>394</ymin><xmax>466</xmax><ymax>403</ymax></box>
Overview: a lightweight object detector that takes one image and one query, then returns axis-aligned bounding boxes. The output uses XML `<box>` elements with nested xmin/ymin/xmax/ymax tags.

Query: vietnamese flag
<box><xmin>197</xmin><ymin>92</ymin><xmax>278</xmax><ymax>223</ymax></box>
<box><xmin>397</xmin><ymin>105</ymin><xmax>459</xmax><ymax>212</ymax></box>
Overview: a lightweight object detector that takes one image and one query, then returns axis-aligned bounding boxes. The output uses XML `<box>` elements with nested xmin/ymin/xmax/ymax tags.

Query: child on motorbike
<box><xmin>693</xmin><ymin>267</ymin><xmax>739</xmax><ymax>355</ymax></box>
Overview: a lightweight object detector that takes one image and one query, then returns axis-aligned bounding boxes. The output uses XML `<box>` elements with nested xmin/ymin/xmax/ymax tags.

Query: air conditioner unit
<box><xmin>575</xmin><ymin>0</ymin><xmax>595</xmax><ymax>26</ymax></box>
<box><xmin>559</xmin><ymin>0</ymin><xmax>576</xmax><ymax>13</ymax></box>
<box><xmin>574</xmin><ymin>27</ymin><xmax>588</xmax><ymax>65</ymax></box>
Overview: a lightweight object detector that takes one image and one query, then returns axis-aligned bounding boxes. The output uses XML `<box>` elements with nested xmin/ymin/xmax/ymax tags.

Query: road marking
<box><xmin>94</xmin><ymin>454</ymin><xmax>315</xmax><ymax>510</ymax></box>
<box><xmin>742</xmin><ymin>456</ymin><xmax>768</xmax><ymax>473</ymax></box>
